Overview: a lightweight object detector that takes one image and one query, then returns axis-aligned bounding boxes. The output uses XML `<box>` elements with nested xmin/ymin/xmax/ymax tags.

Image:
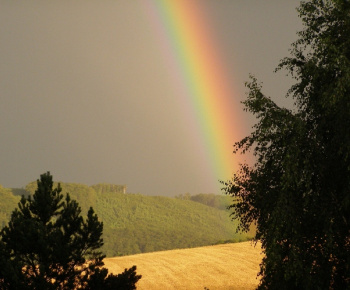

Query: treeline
<box><xmin>0</xmin><ymin>182</ymin><xmax>253</xmax><ymax>257</ymax></box>
<box><xmin>175</xmin><ymin>193</ymin><xmax>231</xmax><ymax>210</ymax></box>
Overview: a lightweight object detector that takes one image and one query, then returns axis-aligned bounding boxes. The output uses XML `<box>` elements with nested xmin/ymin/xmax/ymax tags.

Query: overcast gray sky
<box><xmin>0</xmin><ymin>1</ymin><xmax>301</xmax><ymax>196</ymax></box>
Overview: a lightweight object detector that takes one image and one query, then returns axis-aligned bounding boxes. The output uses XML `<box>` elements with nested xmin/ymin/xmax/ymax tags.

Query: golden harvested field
<box><xmin>104</xmin><ymin>241</ymin><xmax>263</xmax><ymax>290</ymax></box>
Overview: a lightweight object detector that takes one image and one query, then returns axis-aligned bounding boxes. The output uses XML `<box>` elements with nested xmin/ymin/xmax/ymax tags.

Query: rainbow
<box><xmin>142</xmin><ymin>0</ymin><xmax>244</xmax><ymax>185</ymax></box>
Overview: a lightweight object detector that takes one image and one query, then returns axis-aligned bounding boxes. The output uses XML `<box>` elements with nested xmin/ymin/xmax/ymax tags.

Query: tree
<box><xmin>222</xmin><ymin>0</ymin><xmax>350</xmax><ymax>288</ymax></box>
<box><xmin>0</xmin><ymin>172</ymin><xmax>141</xmax><ymax>289</ymax></box>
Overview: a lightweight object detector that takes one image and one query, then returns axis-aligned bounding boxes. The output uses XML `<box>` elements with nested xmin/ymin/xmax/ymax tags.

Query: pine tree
<box><xmin>0</xmin><ymin>172</ymin><xmax>141</xmax><ymax>289</ymax></box>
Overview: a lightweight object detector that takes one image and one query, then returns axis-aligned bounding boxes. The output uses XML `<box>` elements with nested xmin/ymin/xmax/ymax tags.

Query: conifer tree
<box><xmin>0</xmin><ymin>172</ymin><xmax>141</xmax><ymax>289</ymax></box>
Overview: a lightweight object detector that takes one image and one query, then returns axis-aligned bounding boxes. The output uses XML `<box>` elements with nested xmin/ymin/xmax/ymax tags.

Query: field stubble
<box><xmin>104</xmin><ymin>241</ymin><xmax>263</xmax><ymax>289</ymax></box>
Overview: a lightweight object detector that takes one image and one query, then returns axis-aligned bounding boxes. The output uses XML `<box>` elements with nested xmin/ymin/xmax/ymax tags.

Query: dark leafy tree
<box><xmin>0</xmin><ymin>172</ymin><xmax>141</xmax><ymax>289</ymax></box>
<box><xmin>222</xmin><ymin>0</ymin><xmax>350</xmax><ymax>289</ymax></box>
<box><xmin>87</xmin><ymin>265</ymin><xmax>141</xmax><ymax>290</ymax></box>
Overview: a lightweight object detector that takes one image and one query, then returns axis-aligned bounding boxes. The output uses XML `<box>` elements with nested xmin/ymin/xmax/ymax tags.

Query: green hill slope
<box><xmin>0</xmin><ymin>185</ymin><xmax>20</xmax><ymax>228</ymax></box>
<box><xmin>1</xmin><ymin>182</ymin><xmax>252</xmax><ymax>257</ymax></box>
<box><xmin>95</xmin><ymin>192</ymin><xmax>251</xmax><ymax>256</ymax></box>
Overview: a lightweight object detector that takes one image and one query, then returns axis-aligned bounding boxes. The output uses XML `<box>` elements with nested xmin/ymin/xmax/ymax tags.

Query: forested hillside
<box><xmin>0</xmin><ymin>185</ymin><xmax>20</xmax><ymax>228</ymax></box>
<box><xmin>1</xmin><ymin>182</ymin><xmax>253</xmax><ymax>257</ymax></box>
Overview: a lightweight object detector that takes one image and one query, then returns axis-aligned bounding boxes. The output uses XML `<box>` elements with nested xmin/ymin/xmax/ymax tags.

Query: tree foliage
<box><xmin>0</xmin><ymin>172</ymin><xmax>141</xmax><ymax>289</ymax></box>
<box><xmin>222</xmin><ymin>0</ymin><xmax>350</xmax><ymax>288</ymax></box>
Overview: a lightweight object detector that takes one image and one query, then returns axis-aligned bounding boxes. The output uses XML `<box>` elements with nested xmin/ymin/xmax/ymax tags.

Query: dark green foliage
<box><xmin>87</xmin><ymin>266</ymin><xmax>141</xmax><ymax>290</ymax></box>
<box><xmin>0</xmin><ymin>172</ymin><xmax>140</xmax><ymax>289</ymax></box>
<box><xmin>108</xmin><ymin>266</ymin><xmax>141</xmax><ymax>290</ymax></box>
<box><xmin>222</xmin><ymin>0</ymin><xmax>350</xmax><ymax>289</ymax></box>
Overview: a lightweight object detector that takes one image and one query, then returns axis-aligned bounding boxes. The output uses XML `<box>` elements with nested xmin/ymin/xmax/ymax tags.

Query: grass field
<box><xmin>104</xmin><ymin>241</ymin><xmax>263</xmax><ymax>290</ymax></box>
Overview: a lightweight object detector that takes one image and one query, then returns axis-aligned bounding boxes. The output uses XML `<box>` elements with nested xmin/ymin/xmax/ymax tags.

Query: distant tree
<box><xmin>222</xmin><ymin>0</ymin><xmax>350</xmax><ymax>289</ymax></box>
<box><xmin>175</xmin><ymin>192</ymin><xmax>192</xmax><ymax>200</ymax></box>
<box><xmin>0</xmin><ymin>172</ymin><xmax>141</xmax><ymax>289</ymax></box>
<box><xmin>189</xmin><ymin>193</ymin><xmax>231</xmax><ymax>210</ymax></box>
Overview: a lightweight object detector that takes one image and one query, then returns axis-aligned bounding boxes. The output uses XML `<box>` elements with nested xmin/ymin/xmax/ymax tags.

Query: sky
<box><xmin>0</xmin><ymin>0</ymin><xmax>302</xmax><ymax>196</ymax></box>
